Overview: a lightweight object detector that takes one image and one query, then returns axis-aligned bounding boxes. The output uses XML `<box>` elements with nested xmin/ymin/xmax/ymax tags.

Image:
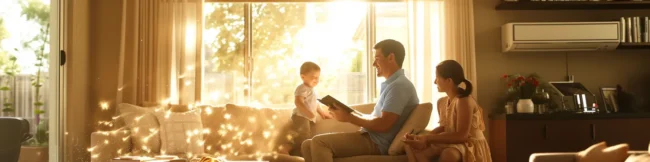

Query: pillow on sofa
<box><xmin>387</xmin><ymin>103</ymin><xmax>432</xmax><ymax>155</ymax></box>
<box><xmin>155</xmin><ymin>108</ymin><xmax>204</xmax><ymax>157</ymax></box>
<box><xmin>577</xmin><ymin>142</ymin><xmax>629</xmax><ymax>162</ymax></box>
<box><xmin>118</xmin><ymin>103</ymin><xmax>161</xmax><ymax>155</ymax></box>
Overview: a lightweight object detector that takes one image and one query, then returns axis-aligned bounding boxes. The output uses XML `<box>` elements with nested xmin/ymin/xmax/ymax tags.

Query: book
<box><xmin>621</xmin><ymin>17</ymin><xmax>626</xmax><ymax>43</ymax></box>
<box><xmin>318</xmin><ymin>95</ymin><xmax>362</xmax><ymax>115</ymax></box>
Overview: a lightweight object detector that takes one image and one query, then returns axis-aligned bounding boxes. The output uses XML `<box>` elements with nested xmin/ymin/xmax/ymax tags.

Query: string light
<box><xmin>100</xmin><ymin>102</ymin><xmax>109</xmax><ymax>110</ymax></box>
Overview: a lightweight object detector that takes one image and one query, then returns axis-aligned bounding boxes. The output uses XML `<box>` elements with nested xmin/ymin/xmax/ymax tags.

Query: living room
<box><xmin>1</xmin><ymin>0</ymin><xmax>649</xmax><ymax>162</ymax></box>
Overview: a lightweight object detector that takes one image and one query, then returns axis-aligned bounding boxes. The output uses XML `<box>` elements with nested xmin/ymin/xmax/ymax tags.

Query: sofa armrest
<box><xmin>90</xmin><ymin>129</ymin><xmax>132</xmax><ymax>162</ymax></box>
<box><xmin>529</xmin><ymin>153</ymin><xmax>576</xmax><ymax>162</ymax></box>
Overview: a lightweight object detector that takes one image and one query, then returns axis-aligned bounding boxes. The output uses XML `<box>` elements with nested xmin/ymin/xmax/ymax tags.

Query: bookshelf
<box><xmin>496</xmin><ymin>1</ymin><xmax>650</xmax><ymax>10</ymax></box>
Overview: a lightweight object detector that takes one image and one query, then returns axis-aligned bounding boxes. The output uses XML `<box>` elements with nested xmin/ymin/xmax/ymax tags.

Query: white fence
<box><xmin>0</xmin><ymin>74</ymin><xmax>50</xmax><ymax>133</ymax></box>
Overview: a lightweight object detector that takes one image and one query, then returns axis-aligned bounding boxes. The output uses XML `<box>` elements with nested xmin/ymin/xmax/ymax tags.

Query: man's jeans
<box><xmin>301</xmin><ymin>132</ymin><xmax>381</xmax><ymax>162</ymax></box>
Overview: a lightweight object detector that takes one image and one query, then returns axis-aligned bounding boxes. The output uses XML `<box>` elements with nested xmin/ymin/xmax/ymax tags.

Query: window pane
<box><xmin>0</xmin><ymin>0</ymin><xmax>52</xmax><ymax>157</ymax></box>
<box><xmin>251</xmin><ymin>2</ymin><xmax>368</xmax><ymax>107</ymax></box>
<box><xmin>202</xmin><ymin>3</ymin><xmax>247</xmax><ymax>106</ymax></box>
<box><xmin>375</xmin><ymin>3</ymin><xmax>408</xmax><ymax>99</ymax></box>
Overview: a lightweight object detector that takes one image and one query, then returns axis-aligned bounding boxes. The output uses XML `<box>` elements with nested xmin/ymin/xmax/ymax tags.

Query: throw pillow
<box><xmin>118</xmin><ymin>103</ymin><xmax>161</xmax><ymax>155</ymax></box>
<box><xmin>387</xmin><ymin>103</ymin><xmax>432</xmax><ymax>155</ymax></box>
<box><xmin>577</xmin><ymin>142</ymin><xmax>629</xmax><ymax>162</ymax></box>
<box><xmin>155</xmin><ymin>108</ymin><xmax>205</xmax><ymax>157</ymax></box>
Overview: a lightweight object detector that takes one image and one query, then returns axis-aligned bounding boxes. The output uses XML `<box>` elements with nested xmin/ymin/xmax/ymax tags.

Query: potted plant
<box><xmin>502</xmin><ymin>73</ymin><xmax>540</xmax><ymax>113</ymax></box>
<box><xmin>18</xmin><ymin>1</ymin><xmax>50</xmax><ymax>162</ymax></box>
<box><xmin>1</xmin><ymin>55</ymin><xmax>19</xmax><ymax>116</ymax></box>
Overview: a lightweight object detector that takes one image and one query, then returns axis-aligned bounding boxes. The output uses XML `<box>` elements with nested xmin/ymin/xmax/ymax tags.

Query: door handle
<box><xmin>591</xmin><ymin>124</ymin><xmax>596</xmax><ymax>140</ymax></box>
<box><xmin>543</xmin><ymin>124</ymin><xmax>548</xmax><ymax>140</ymax></box>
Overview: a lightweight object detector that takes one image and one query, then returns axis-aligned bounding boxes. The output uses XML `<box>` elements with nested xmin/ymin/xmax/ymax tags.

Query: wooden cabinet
<box><xmin>491</xmin><ymin>114</ymin><xmax>650</xmax><ymax>162</ymax></box>
<box><xmin>594</xmin><ymin>119</ymin><xmax>650</xmax><ymax>150</ymax></box>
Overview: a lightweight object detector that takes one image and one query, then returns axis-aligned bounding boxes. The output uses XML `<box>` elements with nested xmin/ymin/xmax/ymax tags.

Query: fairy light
<box><xmin>248</xmin><ymin>117</ymin><xmax>256</xmax><ymax>123</ymax></box>
<box><xmin>224</xmin><ymin>113</ymin><xmax>231</xmax><ymax>120</ymax></box>
<box><xmin>203</xmin><ymin>128</ymin><xmax>210</xmax><ymax>134</ymax></box>
<box><xmin>263</xmin><ymin>131</ymin><xmax>270</xmax><ymax>139</ymax></box>
<box><xmin>87</xmin><ymin>146</ymin><xmax>96</xmax><ymax>152</ymax></box>
<box><xmin>205</xmin><ymin>107</ymin><xmax>213</xmax><ymax>115</ymax></box>
<box><xmin>100</xmin><ymin>102</ymin><xmax>109</xmax><ymax>110</ymax></box>
<box><xmin>104</xmin><ymin>140</ymin><xmax>109</xmax><ymax>144</ymax></box>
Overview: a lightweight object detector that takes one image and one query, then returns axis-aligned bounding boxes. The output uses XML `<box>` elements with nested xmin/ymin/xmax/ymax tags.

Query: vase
<box><xmin>517</xmin><ymin>99</ymin><xmax>534</xmax><ymax>113</ymax></box>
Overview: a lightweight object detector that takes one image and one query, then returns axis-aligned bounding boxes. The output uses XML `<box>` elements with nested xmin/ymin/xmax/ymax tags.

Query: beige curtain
<box><xmin>441</xmin><ymin>0</ymin><xmax>477</xmax><ymax>98</ymax></box>
<box><xmin>405</xmin><ymin>0</ymin><xmax>476</xmax><ymax>130</ymax></box>
<box><xmin>117</xmin><ymin>0</ymin><xmax>203</xmax><ymax>107</ymax></box>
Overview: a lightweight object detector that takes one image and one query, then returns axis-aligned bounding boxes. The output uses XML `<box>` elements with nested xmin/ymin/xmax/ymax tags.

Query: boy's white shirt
<box><xmin>294</xmin><ymin>84</ymin><xmax>319</xmax><ymax>122</ymax></box>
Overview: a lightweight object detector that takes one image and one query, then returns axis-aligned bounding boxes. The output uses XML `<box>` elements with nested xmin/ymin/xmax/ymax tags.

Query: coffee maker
<box><xmin>548</xmin><ymin>81</ymin><xmax>597</xmax><ymax>113</ymax></box>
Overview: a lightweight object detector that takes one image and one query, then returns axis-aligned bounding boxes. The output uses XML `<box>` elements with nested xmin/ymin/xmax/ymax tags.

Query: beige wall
<box><xmin>474</xmin><ymin>0</ymin><xmax>650</xmax><ymax>130</ymax></box>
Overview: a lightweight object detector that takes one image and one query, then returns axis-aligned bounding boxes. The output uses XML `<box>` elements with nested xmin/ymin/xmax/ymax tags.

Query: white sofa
<box><xmin>90</xmin><ymin>103</ymin><xmax>432</xmax><ymax>162</ymax></box>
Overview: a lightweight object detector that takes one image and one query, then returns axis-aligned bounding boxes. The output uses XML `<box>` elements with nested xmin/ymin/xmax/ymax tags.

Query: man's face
<box><xmin>373</xmin><ymin>49</ymin><xmax>391</xmax><ymax>78</ymax></box>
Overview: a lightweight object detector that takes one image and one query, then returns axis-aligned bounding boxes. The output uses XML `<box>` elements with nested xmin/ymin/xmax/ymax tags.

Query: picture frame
<box><xmin>600</xmin><ymin>87</ymin><xmax>619</xmax><ymax>112</ymax></box>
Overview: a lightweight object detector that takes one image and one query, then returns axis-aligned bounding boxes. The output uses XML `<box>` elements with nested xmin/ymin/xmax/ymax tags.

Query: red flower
<box><xmin>517</xmin><ymin>76</ymin><xmax>525</xmax><ymax>80</ymax></box>
<box><xmin>502</xmin><ymin>74</ymin><xmax>508</xmax><ymax>78</ymax></box>
<box><xmin>533</xmin><ymin>80</ymin><xmax>539</xmax><ymax>87</ymax></box>
<box><xmin>507</xmin><ymin>83</ymin><xmax>512</xmax><ymax>87</ymax></box>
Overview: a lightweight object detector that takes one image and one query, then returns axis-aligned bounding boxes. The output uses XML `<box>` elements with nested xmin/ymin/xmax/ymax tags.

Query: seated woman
<box><xmin>402</xmin><ymin>60</ymin><xmax>492</xmax><ymax>162</ymax></box>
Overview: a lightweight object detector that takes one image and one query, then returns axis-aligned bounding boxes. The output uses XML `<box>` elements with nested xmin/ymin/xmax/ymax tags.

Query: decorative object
<box><xmin>501</xmin><ymin>73</ymin><xmax>541</xmax><ymax>113</ymax></box>
<box><xmin>532</xmin><ymin>88</ymin><xmax>550</xmax><ymax>114</ymax></box>
<box><xmin>600</xmin><ymin>87</ymin><xmax>618</xmax><ymax>112</ymax></box>
<box><xmin>517</xmin><ymin>99</ymin><xmax>535</xmax><ymax>113</ymax></box>
<box><xmin>505</xmin><ymin>102</ymin><xmax>515</xmax><ymax>114</ymax></box>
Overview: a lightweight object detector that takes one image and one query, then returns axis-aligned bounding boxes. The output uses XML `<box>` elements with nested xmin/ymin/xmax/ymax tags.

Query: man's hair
<box><xmin>300</xmin><ymin>61</ymin><xmax>321</xmax><ymax>74</ymax></box>
<box><xmin>374</xmin><ymin>39</ymin><xmax>406</xmax><ymax>68</ymax></box>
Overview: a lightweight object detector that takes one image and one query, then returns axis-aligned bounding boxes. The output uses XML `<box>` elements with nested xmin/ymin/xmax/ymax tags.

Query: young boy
<box><xmin>278</xmin><ymin>61</ymin><xmax>332</xmax><ymax>156</ymax></box>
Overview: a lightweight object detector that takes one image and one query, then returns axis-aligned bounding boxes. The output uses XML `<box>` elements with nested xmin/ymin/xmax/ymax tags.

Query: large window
<box><xmin>203</xmin><ymin>2</ymin><xmax>374</xmax><ymax>108</ymax></box>
<box><xmin>0</xmin><ymin>0</ymin><xmax>51</xmax><ymax>139</ymax></box>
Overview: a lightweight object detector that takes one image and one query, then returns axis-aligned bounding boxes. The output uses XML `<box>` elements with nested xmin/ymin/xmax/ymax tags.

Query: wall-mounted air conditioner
<box><xmin>502</xmin><ymin>22</ymin><xmax>621</xmax><ymax>52</ymax></box>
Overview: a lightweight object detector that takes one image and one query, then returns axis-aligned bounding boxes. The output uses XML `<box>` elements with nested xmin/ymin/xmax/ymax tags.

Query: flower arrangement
<box><xmin>502</xmin><ymin>73</ymin><xmax>541</xmax><ymax>99</ymax></box>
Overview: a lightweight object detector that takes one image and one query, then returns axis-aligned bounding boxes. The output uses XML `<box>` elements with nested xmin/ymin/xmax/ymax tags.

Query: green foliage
<box><xmin>0</xmin><ymin>18</ymin><xmax>7</xmax><ymax>40</ymax></box>
<box><xmin>18</xmin><ymin>0</ymin><xmax>49</xmax><ymax>146</ymax></box>
<box><xmin>204</xmin><ymin>3</ymin><xmax>307</xmax><ymax>104</ymax></box>
<box><xmin>23</xmin><ymin>120</ymin><xmax>48</xmax><ymax>146</ymax></box>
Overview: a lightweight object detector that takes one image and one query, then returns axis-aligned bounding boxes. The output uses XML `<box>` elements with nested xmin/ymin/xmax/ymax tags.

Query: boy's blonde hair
<box><xmin>300</xmin><ymin>62</ymin><xmax>320</xmax><ymax>74</ymax></box>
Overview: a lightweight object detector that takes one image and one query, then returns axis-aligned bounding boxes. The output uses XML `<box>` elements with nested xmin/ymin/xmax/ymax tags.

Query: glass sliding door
<box><xmin>0</xmin><ymin>0</ymin><xmax>62</xmax><ymax>161</ymax></box>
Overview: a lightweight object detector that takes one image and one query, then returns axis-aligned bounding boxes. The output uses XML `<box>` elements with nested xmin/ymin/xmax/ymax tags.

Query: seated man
<box><xmin>301</xmin><ymin>39</ymin><xmax>420</xmax><ymax>162</ymax></box>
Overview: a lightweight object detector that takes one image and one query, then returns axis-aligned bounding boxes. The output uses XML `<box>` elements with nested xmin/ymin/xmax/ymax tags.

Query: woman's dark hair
<box><xmin>436</xmin><ymin>60</ymin><xmax>473</xmax><ymax>98</ymax></box>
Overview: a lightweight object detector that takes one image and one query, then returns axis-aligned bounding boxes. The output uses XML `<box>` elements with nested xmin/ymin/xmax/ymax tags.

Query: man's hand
<box><xmin>329</xmin><ymin>103</ymin><xmax>353</xmax><ymax>122</ymax></box>
<box><xmin>320</xmin><ymin>113</ymin><xmax>333</xmax><ymax>119</ymax></box>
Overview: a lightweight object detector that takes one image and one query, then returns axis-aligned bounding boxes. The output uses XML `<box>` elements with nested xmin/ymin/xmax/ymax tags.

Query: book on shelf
<box><xmin>620</xmin><ymin>16</ymin><xmax>650</xmax><ymax>44</ymax></box>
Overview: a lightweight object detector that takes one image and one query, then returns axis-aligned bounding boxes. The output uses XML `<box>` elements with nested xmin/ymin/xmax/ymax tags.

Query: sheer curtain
<box><xmin>404</xmin><ymin>0</ymin><xmax>476</xmax><ymax>130</ymax></box>
<box><xmin>117</xmin><ymin>0</ymin><xmax>203</xmax><ymax>107</ymax></box>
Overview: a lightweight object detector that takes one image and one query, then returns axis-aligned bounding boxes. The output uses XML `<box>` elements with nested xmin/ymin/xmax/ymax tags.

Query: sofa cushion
<box><xmin>118</xmin><ymin>103</ymin><xmax>161</xmax><ymax>155</ymax></box>
<box><xmin>387</xmin><ymin>103</ymin><xmax>432</xmax><ymax>155</ymax></box>
<box><xmin>155</xmin><ymin>108</ymin><xmax>204</xmax><ymax>157</ymax></box>
<box><xmin>200</xmin><ymin>104</ymin><xmax>294</xmax><ymax>156</ymax></box>
<box><xmin>577</xmin><ymin>142</ymin><xmax>629</xmax><ymax>162</ymax></box>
